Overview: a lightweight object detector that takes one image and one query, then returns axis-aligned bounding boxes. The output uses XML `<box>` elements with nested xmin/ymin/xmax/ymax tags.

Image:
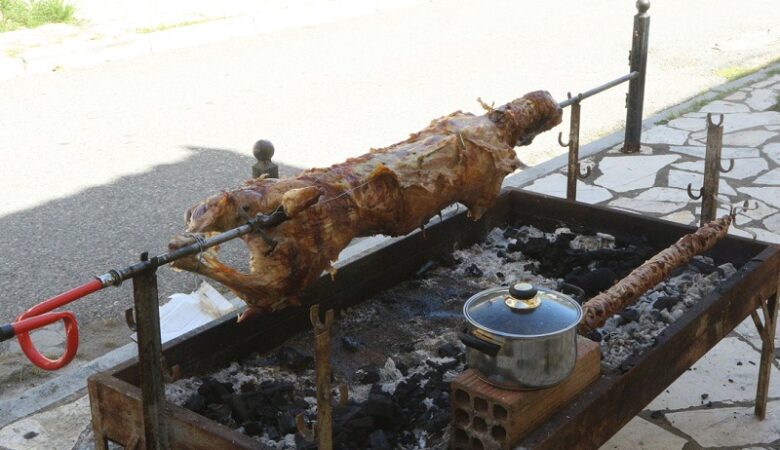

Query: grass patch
<box><xmin>135</xmin><ymin>16</ymin><xmax>223</xmax><ymax>34</ymax></box>
<box><xmin>714</xmin><ymin>65</ymin><xmax>755</xmax><ymax>82</ymax></box>
<box><xmin>0</xmin><ymin>0</ymin><xmax>75</xmax><ymax>32</ymax></box>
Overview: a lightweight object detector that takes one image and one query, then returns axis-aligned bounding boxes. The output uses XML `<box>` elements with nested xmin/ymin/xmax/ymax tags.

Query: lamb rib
<box><xmin>168</xmin><ymin>91</ymin><xmax>562</xmax><ymax>315</ymax></box>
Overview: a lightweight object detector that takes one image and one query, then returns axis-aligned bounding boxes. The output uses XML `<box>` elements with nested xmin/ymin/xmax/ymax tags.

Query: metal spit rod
<box><xmin>0</xmin><ymin>210</ymin><xmax>288</xmax><ymax>370</ymax></box>
<box><xmin>558</xmin><ymin>71</ymin><xmax>639</xmax><ymax>109</ymax></box>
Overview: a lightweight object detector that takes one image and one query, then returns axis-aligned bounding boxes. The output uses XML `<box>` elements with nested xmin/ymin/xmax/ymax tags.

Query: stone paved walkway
<box><xmin>521</xmin><ymin>70</ymin><xmax>780</xmax><ymax>449</ymax></box>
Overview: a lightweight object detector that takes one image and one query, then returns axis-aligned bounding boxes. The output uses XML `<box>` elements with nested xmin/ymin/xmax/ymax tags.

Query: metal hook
<box><xmin>557</xmin><ymin>131</ymin><xmax>570</xmax><ymax>147</ymax></box>
<box><xmin>687</xmin><ymin>183</ymin><xmax>703</xmax><ymax>200</ymax></box>
<box><xmin>309</xmin><ymin>304</ymin><xmax>334</xmax><ymax>333</ymax></box>
<box><xmin>706</xmin><ymin>113</ymin><xmax>724</xmax><ymax>128</ymax></box>
<box><xmin>720</xmin><ymin>158</ymin><xmax>734</xmax><ymax>173</ymax></box>
<box><xmin>577</xmin><ymin>163</ymin><xmax>592</xmax><ymax>179</ymax></box>
<box><xmin>729</xmin><ymin>199</ymin><xmax>759</xmax><ymax>218</ymax></box>
<box><xmin>295</xmin><ymin>413</ymin><xmax>315</xmax><ymax>442</ymax></box>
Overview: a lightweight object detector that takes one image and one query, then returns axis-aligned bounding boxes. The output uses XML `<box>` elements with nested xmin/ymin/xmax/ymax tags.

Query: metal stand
<box><xmin>622</xmin><ymin>0</ymin><xmax>651</xmax><ymax>153</ymax></box>
<box><xmin>751</xmin><ymin>271</ymin><xmax>779</xmax><ymax>420</ymax></box>
<box><xmin>687</xmin><ymin>114</ymin><xmax>733</xmax><ymax>226</ymax></box>
<box><xmin>252</xmin><ymin>139</ymin><xmax>279</xmax><ymax>179</ymax></box>
<box><xmin>296</xmin><ymin>305</ymin><xmax>343</xmax><ymax>450</ymax></box>
<box><xmin>133</xmin><ymin>252</ymin><xmax>169</xmax><ymax>450</ymax></box>
<box><xmin>558</xmin><ymin>94</ymin><xmax>591</xmax><ymax>201</ymax></box>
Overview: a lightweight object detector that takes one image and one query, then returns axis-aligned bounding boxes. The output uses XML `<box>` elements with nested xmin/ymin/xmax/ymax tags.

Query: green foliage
<box><xmin>0</xmin><ymin>0</ymin><xmax>75</xmax><ymax>32</ymax></box>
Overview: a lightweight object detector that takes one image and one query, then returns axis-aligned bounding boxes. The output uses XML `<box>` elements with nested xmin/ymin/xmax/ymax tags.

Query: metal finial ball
<box><xmin>253</xmin><ymin>140</ymin><xmax>274</xmax><ymax>161</ymax></box>
<box><xmin>636</xmin><ymin>0</ymin><xmax>650</xmax><ymax>13</ymax></box>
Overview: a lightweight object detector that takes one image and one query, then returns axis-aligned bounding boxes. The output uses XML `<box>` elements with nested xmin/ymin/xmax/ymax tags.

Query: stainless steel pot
<box><xmin>459</xmin><ymin>282</ymin><xmax>582</xmax><ymax>390</ymax></box>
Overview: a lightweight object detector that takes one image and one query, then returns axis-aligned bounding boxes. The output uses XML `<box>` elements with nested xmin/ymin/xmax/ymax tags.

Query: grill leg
<box><xmin>751</xmin><ymin>275</ymin><xmax>779</xmax><ymax>419</ymax></box>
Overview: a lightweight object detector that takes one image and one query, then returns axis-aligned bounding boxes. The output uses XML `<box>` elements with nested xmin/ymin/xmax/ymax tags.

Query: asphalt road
<box><xmin>1</xmin><ymin>0</ymin><xmax>779</xmax><ymax>356</ymax></box>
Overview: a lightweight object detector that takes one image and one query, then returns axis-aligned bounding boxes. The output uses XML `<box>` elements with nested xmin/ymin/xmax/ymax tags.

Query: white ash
<box><xmin>597</xmin><ymin>257</ymin><xmax>737</xmax><ymax>370</ymax></box>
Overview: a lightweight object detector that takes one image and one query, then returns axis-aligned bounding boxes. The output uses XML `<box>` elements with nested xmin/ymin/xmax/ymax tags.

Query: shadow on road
<box><xmin>0</xmin><ymin>145</ymin><xmax>303</xmax><ymax>325</ymax></box>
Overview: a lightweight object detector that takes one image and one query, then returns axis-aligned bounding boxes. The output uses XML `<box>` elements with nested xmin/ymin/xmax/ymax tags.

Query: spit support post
<box><xmin>557</xmin><ymin>93</ymin><xmax>591</xmax><ymax>201</ymax></box>
<box><xmin>622</xmin><ymin>0</ymin><xmax>651</xmax><ymax>153</ymax></box>
<box><xmin>751</xmin><ymin>268</ymin><xmax>780</xmax><ymax>420</ymax></box>
<box><xmin>296</xmin><ymin>304</ymin><xmax>338</xmax><ymax>450</ymax></box>
<box><xmin>133</xmin><ymin>252</ymin><xmax>170</xmax><ymax>450</ymax></box>
<box><xmin>687</xmin><ymin>113</ymin><xmax>733</xmax><ymax>226</ymax></box>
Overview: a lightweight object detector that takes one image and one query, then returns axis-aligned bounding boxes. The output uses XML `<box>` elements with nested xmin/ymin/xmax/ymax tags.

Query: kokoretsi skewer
<box><xmin>579</xmin><ymin>214</ymin><xmax>733</xmax><ymax>333</ymax></box>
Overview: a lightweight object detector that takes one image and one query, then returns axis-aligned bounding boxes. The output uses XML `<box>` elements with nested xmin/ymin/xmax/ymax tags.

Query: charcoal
<box><xmin>204</xmin><ymin>403</ymin><xmax>232</xmax><ymax>425</ymax></box>
<box><xmin>565</xmin><ymin>268</ymin><xmax>618</xmax><ymax>297</ymax></box>
<box><xmin>496</xmin><ymin>271</ymin><xmax>505</xmax><ymax>280</ymax></box>
<box><xmin>365</xmin><ymin>392</ymin><xmax>397</xmax><ymax>423</ymax></box>
<box><xmin>242</xmin><ymin>421</ymin><xmax>263</xmax><ymax>436</ymax></box>
<box><xmin>355</xmin><ymin>366</ymin><xmax>381</xmax><ymax>384</ymax></box>
<box><xmin>464</xmin><ymin>263</ymin><xmax>483</xmax><ymax>277</ymax></box>
<box><xmin>295</xmin><ymin>433</ymin><xmax>318</xmax><ymax>450</ymax></box>
<box><xmin>619</xmin><ymin>308</ymin><xmax>640</xmax><ymax>323</ymax></box>
<box><xmin>653</xmin><ymin>296</ymin><xmax>681</xmax><ymax>311</ymax></box>
<box><xmin>437</xmin><ymin>252</ymin><xmax>460</xmax><ymax>267</ymax></box>
<box><xmin>433</xmin><ymin>391</ymin><xmax>449</xmax><ymax>408</ymax></box>
<box><xmin>429</xmin><ymin>358</ymin><xmax>459</xmax><ymax>372</ymax></box>
<box><xmin>264</xmin><ymin>425</ymin><xmax>281</xmax><ymax>441</ymax></box>
<box><xmin>183</xmin><ymin>393</ymin><xmax>206</xmax><ymax>414</ymax></box>
<box><xmin>395</xmin><ymin>361</ymin><xmax>409</xmax><ymax>376</ymax></box>
<box><xmin>198</xmin><ymin>378</ymin><xmax>234</xmax><ymax>404</ymax></box>
<box><xmin>368</xmin><ymin>430</ymin><xmax>392</xmax><ymax>449</ymax></box>
<box><xmin>428</xmin><ymin>410</ymin><xmax>450</xmax><ymax>433</ymax></box>
<box><xmin>342</xmin><ymin>335</ymin><xmax>361</xmax><ymax>352</ymax></box>
<box><xmin>516</xmin><ymin>237</ymin><xmax>548</xmax><ymax>259</ymax></box>
<box><xmin>277</xmin><ymin>410</ymin><xmax>299</xmax><ymax>434</ymax></box>
<box><xmin>437</xmin><ymin>343</ymin><xmax>460</xmax><ymax>358</ymax></box>
<box><xmin>227</xmin><ymin>394</ymin><xmax>252</xmax><ymax>423</ymax></box>
<box><xmin>277</xmin><ymin>346</ymin><xmax>313</xmax><ymax>370</ymax></box>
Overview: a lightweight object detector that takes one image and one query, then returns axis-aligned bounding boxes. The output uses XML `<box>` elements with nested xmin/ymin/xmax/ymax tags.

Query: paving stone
<box><xmin>741</xmin><ymin>200</ymin><xmax>777</xmax><ymax>221</ymax></box>
<box><xmin>661</xmin><ymin>209</ymin><xmax>696</xmax><ymax>225</ymax></box>
<box><xmin>0</xmin><ymin>396</ymin><xmax>91</xmax><ymax>450</ymax></box>
<box><xmin>667</xmin><ymin>169</ymin><xmax>737</xmax><ymax>196</ymax></box>
<box><xmin>594</xmin><ymin>155</ymin><xmax>679</xmax><ymax>192</ymax></box>
<box><xmin>754</xmin><ymin>168</ymin><xmax>780</xmax><ymax>185</ymax></box>
<box><xmin>763</xmin><ymin>213</ymin><xmax>780</xmax><ymax>233</ymax></box>
<box><xmin>599</xmin><ymin>417</ymin><xmax>687</xmax><ymax>450</ymax></box>
<box><xmin>673</xmin><ymin>158</ymin><xmax>768</xmax><ymax>181</ymax></box>
<box><xmin>689</xmin><ymin>112</ymin><xmax>780</xmax><ymax>139</ymax></box>
<box><xmin>682</xmin><ymin>112</ymin><xmax>708</xmax><ymax>119</ymax></box>
<box><xmin>666</xmin><ymin>400</ymin><xmax>780</xmax><ymax>447</ymax></box>
<box><xmin>609</xmin><ymin>188</ymin><xmax>690</xmax><ymax>215</ymax></box>
<box><xmin>667</xmin><ymin>146</ymin><xmax>759</xmax><ymax>159</ymax></box>
<box><xmin>762</xmin><ymin>142</ymin><xmax>780</xmax><ymax>165</ymax></box>
<box><xmin>768</xmin><ymin>125</ymin><xmax>780</xmax><ymax>131</ymax></box>
<box><xmin>745</xmin><ymin>226</ymin><xmax>780</xmax><ymax>244</ymax></box>
<box><xmin>648</xmin><ymin>338</ymin><xmax>778</xmax><ymax>411</ymax></box>
<box><xmin>667</xmin><ymin>117</ymin><xmax>706</xmax><ymax>132</ymax></box>
<box><xmin>700</xmin><ymin>101</ymin><xmax>751</xmax><ymax>114</ymax></box>
<box><xmin>521</xmin><ymin>173</ymin><xmax>613</xmax><ymax>204</ymax></box>
<box><xmin>739</xmin><ymin>186</ymin><xmax>780</xmax><ymax>209</ymax></box>
<box><xmin>641</xmin><ymin>126</ymin><xmax>690</xmax><ymax>145</ymax></box>
<box><xmin>753</xmin><ymin>74</ymin><xmax>780</xmax><ymax>89</ymax></box>
<box><xmin>724</xmin><ymin>90</ymin><xmax>748</xmax><ymax>101</ymax></box>
<box><xmin>746</xmin><ymin>88</ymin><xmax>779</xmax><ymax>111</ymax></box>
<box><xmin>722</xmin><ymin>129</ymin><xmax>776</xmax><ymax>147</ymax></box>
<box><xmin>734</xmin><ymin>315</ymin><xmax>780</xmax><ymax>350</ymax></box>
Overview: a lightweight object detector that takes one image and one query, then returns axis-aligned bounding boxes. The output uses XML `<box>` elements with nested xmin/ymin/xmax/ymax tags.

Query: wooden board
<box><xmin>450</xmin><ymin>337</ymin><xmax>600</xmax><ymax>450</ymax></box>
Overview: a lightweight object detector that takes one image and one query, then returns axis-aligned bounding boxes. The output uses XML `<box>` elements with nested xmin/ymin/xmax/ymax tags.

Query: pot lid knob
<box><xmin>505</xmin><ymin>283</ymin><xmax>541</xmax><ymax>311</ymax></box>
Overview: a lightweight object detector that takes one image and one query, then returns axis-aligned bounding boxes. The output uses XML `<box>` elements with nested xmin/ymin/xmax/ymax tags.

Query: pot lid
<box><xmin>463</xmin><ymin>283</ymin><xmax>582</xmax><ymax>337</ymax></box>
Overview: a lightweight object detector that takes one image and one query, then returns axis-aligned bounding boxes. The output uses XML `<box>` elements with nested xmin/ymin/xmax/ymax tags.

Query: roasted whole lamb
<box><xmin>169</xmin><ymin>91</ymin><xmax>562</xmax><ymax>316</ymax></box>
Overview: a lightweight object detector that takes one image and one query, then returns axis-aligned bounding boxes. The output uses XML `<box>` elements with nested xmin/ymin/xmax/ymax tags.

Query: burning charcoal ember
<box><xmin>464</xmin><ymin>263</ymin><xmax>483</xmax><ymax>277</ymax></box>
<box><xmin>277</xmin><ymin>346</ymin><xmax>313</xmax><ymax>370</ymax></box>
<box><xmin>341</xmin><ymin>335</ymin><xmax>361</xmax><ymax>352</ymax></box>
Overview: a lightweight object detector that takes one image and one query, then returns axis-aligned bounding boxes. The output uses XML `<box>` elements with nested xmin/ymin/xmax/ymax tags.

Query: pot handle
<box><xmin>458</xmin><ymin>331</ymin><xmax>501</xmax><ymax>357</ymax></box>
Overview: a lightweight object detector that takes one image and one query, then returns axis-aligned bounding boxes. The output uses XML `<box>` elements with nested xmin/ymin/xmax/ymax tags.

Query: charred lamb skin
<box><xmin>169</xmin><ymin>91</ymin><xmax>562</xmax><ymax>314</ymax></box>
